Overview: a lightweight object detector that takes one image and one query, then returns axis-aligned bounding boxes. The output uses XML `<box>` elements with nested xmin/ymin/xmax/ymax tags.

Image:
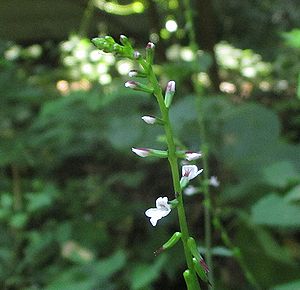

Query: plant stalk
<box><xmin>182</xmin><ymin>0</ymin><xmax>215</xmax><ymax>286</ymax></box>
<box><xmin>146</xmin><ymin>66</ymin><xmax>201</xmax><ymax>290</ymax></box>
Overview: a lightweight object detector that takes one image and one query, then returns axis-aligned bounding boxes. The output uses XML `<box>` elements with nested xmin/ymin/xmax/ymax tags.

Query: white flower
<box><xmin>182</xmin><ymin>165</ymin><xmax>203</xmax><ymax>180</ymax></box>
<box><xmin>145</xmin><ymin>197</ymin><xmax>171</xmax><ymax>226</ymax></box>
<box><xmin>180</xmin><ymin>165</ymin><xmax>203</xmax><ymax>188</ymax></box>
<box><xmin>209</xmin><ymin>176</ymin><xmax>220</xmax><ymax>187</ymax></box>
<box><xmin>184</xmin><ymin>185</ymin><xmax>199</xmax><ymax>196</ymax></box>
<box><xmin>141</xmin><ymin>116</ymin><xmax>156</xmax><ymax>124</ymax></box>
<box><xmin>185</xmin><ymin>151</ymin><xmax>202</xmax><ymax>161</ymax></box>
<box><xmin>132</xmin><ymin>147</ymin><xmax>150</xmax><ymax>157</ymax></box>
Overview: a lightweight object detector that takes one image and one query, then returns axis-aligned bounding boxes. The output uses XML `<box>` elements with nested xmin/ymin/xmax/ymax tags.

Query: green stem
<box><xmin>78</xmin><ymin>0</ymin><xmax>95</xmax><ymax>38</ymax></box>
<box><xmin>146</xmin><ymin>66</ymin><xmax>201</xmax><ymax>290</ymax></box>
<box><xmin>213</xmin><ymin>214</ymin><xmax>261</xmax><ymax>289</ymax></box>
<box><xmin>182</xmin><ymin>0</ymin><xmax>215</xmax><ymax>286</ymax></box>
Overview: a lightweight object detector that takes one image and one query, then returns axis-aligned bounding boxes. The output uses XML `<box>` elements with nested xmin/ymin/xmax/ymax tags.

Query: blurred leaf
<box><xmin>130</xmin><ymin>255</ymin><xmax>166</xmax><ymax>289</ymax></box>
<box><xmin>263</xmin><ymin>161</ymin><xmax>299</xmax><ymax>188</ymax></box>
<box><xmin>46</xmin><ymin>250</ymin><xmax>126</xmax><ymax>290</ymax></box>
<box><xmin>282</xmin><ymin>29</ymin><xmax>300</xmax><ymax>48</ymax></box>
<box><xmin>9</xmin><ymin>212</ymin><xmax>28</xmax><ymax>229</ymax></box>
<box><xmin>26</xmin><ymin>184</ymin><xmax>58</xmax><ymax>213</ymax></box>
<box><xmin>272</xmin><ymin>279</ymin><xmax>300</xmax><ymax>290</ymax></box>
<box><xmin>199</xmin><ymin>246</ymin><xmax>233</xmax><ymax>257</ymax></box>
<box><xmin>285</xmin><ymin>185</ymin><xmax>300</xmax><ymax>203</ymax></box>
<box><xmin>254</xmin><ymin>227</ymin><xmax>295</xmax><ymax>265</ymax></box>
<box><xmin>251</xmin><ymin>194</ymin><xmax>300</xmax><ymax>228</ymax></box>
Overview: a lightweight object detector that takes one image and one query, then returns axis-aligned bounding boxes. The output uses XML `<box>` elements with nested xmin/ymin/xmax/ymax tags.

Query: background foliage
<box><xmin>0</xmin><ymin>0</ymin><xmax>300</xmax><ymax>289</ymax></box>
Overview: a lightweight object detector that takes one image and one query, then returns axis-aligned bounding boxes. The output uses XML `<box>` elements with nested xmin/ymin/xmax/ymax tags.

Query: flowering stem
<box><xmin>182</xmin><ymin>0</ymin><xmax>215</xmax><ymax>286</ymax></box>
<box><xmin>144</xmin><ymin>64</ymin><xmax>201</xmax><ymax>290</ymax></box>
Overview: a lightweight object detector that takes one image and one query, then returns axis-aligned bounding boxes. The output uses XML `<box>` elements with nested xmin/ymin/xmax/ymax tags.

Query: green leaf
<box><xmin>263</xmin><ymin>161</ymin><xmax>299</xmax><ymax>188</ymax></box>
<box><xmin>130</xmin><ymin>255</ymin><xmax>166</xmax><ymax>289</ymax></box>
<box><xmin>272</xmin><ymin>279</ymin><xmax>300</xmax><ymax>290</ymax></box>
<box><xmin>9</xmin><ymin>212</ymin><xmax>28</xmax><ymax>229</ymax></box>
<box><xmin>285</xmin><ymin>185</ymin><xmax>300</xmax><ymax>203</ymax></box>
<box><xmin>251</xmin><ymin>193</ymin><xmax>300</xmax><ymax>228</ymax></box>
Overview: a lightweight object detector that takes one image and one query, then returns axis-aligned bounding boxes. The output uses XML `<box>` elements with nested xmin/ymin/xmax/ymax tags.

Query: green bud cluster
<box><xmin>92</xmin><ymin>35</ymin><xmax>137</xmax><ymax>59</ymax></box>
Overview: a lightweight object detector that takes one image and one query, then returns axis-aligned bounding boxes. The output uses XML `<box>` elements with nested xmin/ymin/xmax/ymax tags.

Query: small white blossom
<box><xmin>209</xmin><ymin>176</ymin><xmax>220</xmax><ymax>187</ymax></box>
<box><xmin>185</xmin><ymin>151</ymin><xmax>202</xmax><ymax>161</ymax></box>
<box><xmin>145</xmin><ymin>197</ymin><xmax>171</xmax><ymax>226</ymax></box>
<box><xmin>182</xmin><ymin>165</ymin><xmax>203</xmax><ymax>180</ymax></box>
<box><xmin>180</xmin><ymin>165</ymin><xmax>203</xmax><ymax>188</ymax></box>
<box><xmin>132</xmin><ymin>148</ymin><xmax>150</xmax><ymax>157</ymax></box>
<box><xmin>184</xmin><ymin>185</ymin><xmax>199</xmax><ymax>196</ymax></box>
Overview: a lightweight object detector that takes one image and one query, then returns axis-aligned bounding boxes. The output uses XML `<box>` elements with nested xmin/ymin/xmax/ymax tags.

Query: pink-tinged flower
<box><xmin>132</xmin><ymin>148</ymin><xmax>150</xmax><ymax>157</ymax></box>
<box><xmin>185</xmin><ymin>151</ymin><xmax>202</xmax><ymax>161</ymax></box>
<box><xmin>125</xmin><ymin>80</ymin><xmax>137</xmax><ymax>89</ymax></box>
<box><xmin>141</xmin><ymin>115</ymin><xmax>156</xmax><ymax>124</ymax></box>
<box><xmin>209</xmin><ymin>176</ymin><xmax>220</xmax><ymax>187</ymax></box>
<box><xmin>166</xmin><ymin>80</ymin><xmax>176</xmax><ymax>93</ymax></box>
<box><xmin>146</xmin><ymin>42</ymin><xmax>155</xmax><ymax>49</ymax></box>
<box><xmin>180</xmin><ymin>165</ymin><xmax>203</xmax><ymax>188</ymax></box>
<box><xmin>182</xmin><ymin>165</ymin><xmax>203</xmax><ymax>180</ymax></box>
<box><xmin>145</xmin><ymin>197</ymin><xmax>171</xmax><ymax>226</ymax></box>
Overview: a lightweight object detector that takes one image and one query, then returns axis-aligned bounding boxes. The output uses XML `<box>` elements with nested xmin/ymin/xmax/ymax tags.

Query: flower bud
<box><xmin>185</xmin><ymin>151</ymin><xmax>202</xmax><ymax>161</ymax></box>
<box><xmin>133</xmin><ymin>50</ymin><xmax>141</xmax><ymax>59</ymax></box>
<box><xmin>131</xmin><ymin>148</ymin><xmax>150</xmax><ymax>157</ymax></box>
<box><xmin>183</xmin><ymin>270</ymin><xmax>194</xmax><ymax>290</ymax></box>
<box><xmin>119</xmin><ymin>35</ymin><xmax>132</xmax><ymax>47</ymax></box>
<box><xmin>125</xmin><ymin>81</ymin><xmax>154</xmax><ymax>94</ymax></box>
<box><xmin>141</xmin><ymin>115</ymin><xmax>156</xmax><ymax>124</ymax></box>
<box><xmin>193</xmin><ymin>258</ymin><xmax>211</xmax><ymax>285</ymax></box>
<box><xmin>146</xmin><ymin>42</ymin><xmax>155</xmax><ymax>64</ymax></box>
<box><xmin>154</xmin><ymin>232</ymin><xmax>182</xmax><ymax>256</ymax></box>
<box><xmin>128</xmin><ymin>70</ymin><xmax>147</xmax><ymax>78</ymax></box>
<box><xmin>164</xmin><ymin>81</ymin><xmax>176</xmax><ymax>108</ymax></box>
<box><xmin>132</xmin><ymin>148</ymin><xmax>168</xmax><ymax>158</ymax></box>
<box><xmin>187</xmin><ymin>237</ymin><xmax>201</xmax><ymax>261</ymax></box>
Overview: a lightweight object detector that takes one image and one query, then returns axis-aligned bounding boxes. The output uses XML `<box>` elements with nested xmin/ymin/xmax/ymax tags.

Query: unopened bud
<box><xmin>133</xmin><ymin>51</ymin><xmax>141</xmax><ymax>59</ymax></box>
<box><xmin>125</xmin><ymin>81</ymin><xmax>138</xmax><ymax>89</ymax></box>
<box><xmin>141</xmin><ymin>115</ymin><xmax>156</xmax><ymax>124</ymax></box>
<box><xmin>120</xmin><ymin>35</ymin><xmax>132</xmax><ymax>47</ymax></box>
<box><xmin>125</xmin><ymin>81</ymin><xmax>153</xmax><ymax>93</ymax></box>
<box><xmin>132</xmin><ymin>147</ymin><xmax>168</xmax><ymax>158</ymax></box>
<box><xmin>185</xmin><ymin>151</ymin><xmax>202</xmax><ymax>161</ymax></box>
<box><xmin>193</xmin><ymin>258</ymin><xmax>211</xmax><ymax>285</ymax></box>
<box><xmin>146</xmin><ymin>42</ymin><xmax>155</xmax><ymax>64</ymax></box>
<box><xmin>131</xmin><ymin>148</ymin><xmax>150</xmax><ymax>157</ymax></box>
<box><xmin>164</xmin><ymin>81</ymin><xmax>176</xmax><ymax>108</ymax></box>
<box><xmin>183</xmin><ymin>270</ymin><xmax>194</xmax><ymax>290</ymax></box>
<box><xmin>128</xmin><ymin>70</ymin><xmax>147</xmax><ymax>78</ymax></box>
<box><xmin>146</xmin><ymin>42</ymin><xmax>155</xmax><ymax>49</ymax></box>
